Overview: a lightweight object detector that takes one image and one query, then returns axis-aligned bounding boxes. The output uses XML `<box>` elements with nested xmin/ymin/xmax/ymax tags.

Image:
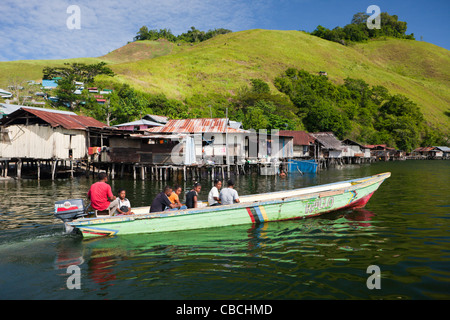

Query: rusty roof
<box><xmin>146</xmin><ymin>118</ymin><xmax>249</xmax><ymax>134</ymax></box>
<box><xmin>1</xmin><ymin>107</ymin><xmax>108</xmax><ymax>130</ymax></box>
<box><xmin>310</xmin><ymin>132</ymin><xmax>344</xmax><ymax>150</ymax></box>
<box><xmin>278</xmin><ymin>130</ymin><xmax>316</xmax><ymax>146</ymax></box>
<box><xmin>413</xmin><ymin>146</ymin><xmax>436</xmax><ymax>152</ymax></box>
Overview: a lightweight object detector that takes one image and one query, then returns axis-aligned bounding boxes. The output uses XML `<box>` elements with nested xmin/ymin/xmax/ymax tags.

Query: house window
<box><xmin>0</xmin><ymin>128</ymin><xmax>11</xmax><ymax>143</ymax></box>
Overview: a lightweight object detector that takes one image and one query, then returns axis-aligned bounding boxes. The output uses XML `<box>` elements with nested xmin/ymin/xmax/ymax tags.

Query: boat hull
<box><xmin>68</xmin><ymin>172</ymin><xmax>390</xmax><ymax>238</ymax></box>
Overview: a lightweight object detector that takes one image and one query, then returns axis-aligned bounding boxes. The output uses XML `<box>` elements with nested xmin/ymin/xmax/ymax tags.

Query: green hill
<box><xmin>101</xmin><ymin>39</ymin><xmax>176</xmax><ymax>63</ymax></box>
<box><xmin>1</xmin><ymin>29</ymin><xmax>449</xmax><ymax>132</ymax></box>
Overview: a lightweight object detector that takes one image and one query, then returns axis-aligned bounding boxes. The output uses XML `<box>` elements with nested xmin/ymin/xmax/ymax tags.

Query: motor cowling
<box><xmin>54</xmin><ymin>199</ymin><xmax>88</xmax><ymax>222</ymax></box>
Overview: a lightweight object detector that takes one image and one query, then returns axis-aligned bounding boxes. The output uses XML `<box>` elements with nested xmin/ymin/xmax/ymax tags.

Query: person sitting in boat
<box><xmin>168</xmin><ymin>185</ymin><xmax>187</xmax><ymax>210</ymax></box>
<box><xmin>186</xmin><ymin>182</ymin><xmax>202</xmax><ymax>209</ymax></box>
<box><xmin>219</xmin><ymin>180</ymin><xmax>240</xmax><ymax>205</ymax></box>
<box><xmin>87</xmin><ymin>172</ymin><xmax>118</xmax><ymax>215</ymax></box>
<box><xmin>115</xmin><ymin>189</ymin><xmax>134</xmax><ymax>215</ymax></box>
<box><xmin>150</xmin><ymin>186</ymin><xmax>182</xmax><ymax>213</ymax></box>
<box><xmin>208</xmin><ymin>179</ymin><xmax>222</xmax><ymax>206</ymax></box>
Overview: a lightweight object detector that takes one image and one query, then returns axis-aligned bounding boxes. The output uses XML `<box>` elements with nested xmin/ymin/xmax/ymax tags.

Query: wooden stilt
<box><xmin>51</xmin><ymin>159</ymin><xmax>57</xmax><ymax>180</ymax></box>
<box><xmin>17</xmin><ymin>159</ymin><xmax>22</xmax><ymax>179</ymax></box>
<box><xmin>4</xmin><ymin>161</ymin><xmax>8</xmax><ymax>178</ymax></box>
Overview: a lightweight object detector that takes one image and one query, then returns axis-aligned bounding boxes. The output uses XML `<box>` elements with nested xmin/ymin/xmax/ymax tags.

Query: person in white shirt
<box><xmin>115</xmin><ymin>189</ymin><xmax>134</xmax><ymax>215</ymax></box>
<box><xmin>219</xmin><ymin>180</ymin><xmax>240</xmax><ymax>205</ymax></box>
<box><xmin>208</xmin><ymin>179</ymin><xmax>222</xmax><ymax>206</ymax></box>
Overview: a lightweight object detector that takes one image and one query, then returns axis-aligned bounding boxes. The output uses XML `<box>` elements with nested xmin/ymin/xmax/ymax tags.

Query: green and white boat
<box><xmin>54</xmin><ymin>172</ymin><xmax>390</xmax><ymax>238</ymax></box>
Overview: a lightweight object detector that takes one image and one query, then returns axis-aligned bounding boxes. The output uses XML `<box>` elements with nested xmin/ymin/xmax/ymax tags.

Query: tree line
<box><xmin>134</xmin><ymin>26</ymin><xmax>232</xmax><ymax>43</ymax></box>
<box><xmin>311</xmin><ymin>12</ymin><xmax>415</xmax><ymax>45</ymax></box>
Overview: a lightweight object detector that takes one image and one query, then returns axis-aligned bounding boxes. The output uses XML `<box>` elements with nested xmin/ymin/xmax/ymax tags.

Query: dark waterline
<box><xmin>0</xmin><ymin>160</ymin><xmax>449</xmax><ymax>299</ymax></box>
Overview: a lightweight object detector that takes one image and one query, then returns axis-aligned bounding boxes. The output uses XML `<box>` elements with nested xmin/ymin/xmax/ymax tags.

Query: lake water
<box><xmin>0</xmin><ymin>160</ymin><xmax>449</xmax><ymax>300</ymax></box>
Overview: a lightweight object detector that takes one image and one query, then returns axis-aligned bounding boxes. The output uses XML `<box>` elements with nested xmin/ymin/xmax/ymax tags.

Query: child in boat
<box><xmin>150</xmin><ymin>186</ymin><xmax>182</xmax><ymax>213</ymax></box>
<box><xmin>168</xmin><ymin>185</ymin><xmax>187</xmax><ymax>210</ymax></box>
<box><xmin>186</xmin><ymin>182</ymin><xmax>201</xmax><ymax>209</ymax></box>
<box><xmin>208</xmin><ymin>179</ymin><xmax>222</xmax><ymax>206</ymax></box>
<box><xmin>115</xmin><ymin>189</ymin><xmax>134</xmax><ymax>215</ymax></box>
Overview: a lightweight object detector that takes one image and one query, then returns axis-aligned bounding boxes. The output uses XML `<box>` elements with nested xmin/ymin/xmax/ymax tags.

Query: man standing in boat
<box><xmin>87</xmin><ymin>172</ymin><xmax>118</xmax><ymax>214</ymax></box>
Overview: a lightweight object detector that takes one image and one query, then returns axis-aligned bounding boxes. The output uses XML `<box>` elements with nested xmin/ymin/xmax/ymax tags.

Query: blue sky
<box><xmin>0</xmin><ymin>0</ymin><xmax>448</xmax><ymax>61</ymax></box>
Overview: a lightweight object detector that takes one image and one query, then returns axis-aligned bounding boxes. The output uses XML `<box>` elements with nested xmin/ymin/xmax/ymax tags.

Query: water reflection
<box><xmin>49</xmin><ymin>208</ymin><xmax>381</xmax><ymax>297</ymax></box>
<box><xmin>1</xmin><ymin>160</ymin><xmax>449</xmax><ymax>299</ymax></box>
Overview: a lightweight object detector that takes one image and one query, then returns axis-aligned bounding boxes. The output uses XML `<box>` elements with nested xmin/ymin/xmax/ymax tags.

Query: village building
<box><xmin>144</xmin><ymin>118</ymin><xmax>250</xmax><ymax>165</ymax></box>
<box><xmin>310</xmin><ymin>132</ymin><xmax>343</xmax><ymax>158</ymax></box>
<box><xmin>0</xmin><ymin>105</ymin><xmax>114</xmax><ymax>179</ymax></box>
<box><xmin>364</xmin><ymin>144</ymin><xmax>397</xmax><ymax>161</ymax></box>
<box><xmin>434</xmin><ymin>146</ymin><xmax>450</xmax><ymax>159</ymax></box>
<box><xmin>0</xmin><ymin>89</ymin><xmax>13</xmax><ymax>99</ymax></box>
<box><xmin>41</xmin><ymin>79</ymin><xmax>58</xmax><ymax>90</ymax></box>
<box><xmin>412</xmin><ymin>146</ymin><xmax>450</xmax><ymax>159</ymax></box>
<box><xmin>113</xmin><ymin>114</ymin><xmax>168</xmax><ymax>132</ymax></box>
<box><xmin>278</xmin><ymin>130</ymin><xmax>316</xmax><ymax>159</ymax></box>
<box><xmin>102</xmin><ymin>118</ymin><xmax>295</xmax><ymax>179</ymax></box>
<box><xmin>341</xmin><ymin>139</ymin><xmax>372</xmax><ymax>163</ymax></box>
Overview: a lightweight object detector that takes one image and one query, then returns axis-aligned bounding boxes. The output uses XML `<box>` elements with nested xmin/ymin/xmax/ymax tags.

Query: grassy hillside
<box><xmin>100</xmin><ymin>39</ymin><xmax>176</xmax><ymax>63</ymax></box>
<box><xmin>1</xmin><ymin>29</ymin><xmax>449</xmax><ymax>132</ymax></box>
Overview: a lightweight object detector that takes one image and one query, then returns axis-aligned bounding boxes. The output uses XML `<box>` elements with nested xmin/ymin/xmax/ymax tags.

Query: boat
<box><xmin>54</xmin><ymin>172</ymin><xmax>391</xmax><ymax>238</ymax></box>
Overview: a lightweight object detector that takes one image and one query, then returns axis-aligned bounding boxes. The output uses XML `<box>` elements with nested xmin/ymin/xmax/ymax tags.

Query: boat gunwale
<box><xmin>68</xmin><ymin>172</ymin><xmax>390</xmax><ymax>227</ymax></box>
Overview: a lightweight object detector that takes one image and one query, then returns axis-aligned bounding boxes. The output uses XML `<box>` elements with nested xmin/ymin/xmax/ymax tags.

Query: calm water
<box><xmin>0</xmin><ymin>160</ymin><xmax>448</xmax><ymax>300</ymax></box>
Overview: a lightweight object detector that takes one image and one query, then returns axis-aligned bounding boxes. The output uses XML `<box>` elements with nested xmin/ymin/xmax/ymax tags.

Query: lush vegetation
<box><xmin>273</xmin><ymin>68</ymin><xmax>446</xmax><ymax>150</ymax></box>
<box><xmin>311</xmin><ymin>12</ymin><xmax>415</xmax><ymax>45</ymax></box>
<box><xmin>134</xmin><ymin>26</ymin><xmax>232</xmax><ymax>43</ymax></box>
<box><xmin>41</xmin><ymin>59</ymin><xmax>447</xmax><ymax>150</ymax></box>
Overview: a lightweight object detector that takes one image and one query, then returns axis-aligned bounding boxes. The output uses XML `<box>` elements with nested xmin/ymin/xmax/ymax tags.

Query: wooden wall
<box><xmin>0</xmin><ymin>124</ymin><xmax>87</xmax><ymax>159</ymax></box>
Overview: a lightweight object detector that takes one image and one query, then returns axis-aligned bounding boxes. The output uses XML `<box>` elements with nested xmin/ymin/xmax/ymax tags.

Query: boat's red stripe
<box><xmin>246</xmin><ymin>208</ymin><xmax>256</xmax><ymax>223</ymax></box>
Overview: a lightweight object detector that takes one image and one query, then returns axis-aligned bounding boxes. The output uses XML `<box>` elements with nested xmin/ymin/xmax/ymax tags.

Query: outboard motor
<box><xmin>54</xmin><ymin>199</ymin><xmax>88</xmax><ymax>223</ymax></box>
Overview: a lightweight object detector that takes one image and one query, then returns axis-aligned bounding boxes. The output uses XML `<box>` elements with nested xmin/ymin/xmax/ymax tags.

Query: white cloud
<box><xmin>0</xmin><ymin>0</ymin><xmax>266</xmax><ymax>61</ymax></box>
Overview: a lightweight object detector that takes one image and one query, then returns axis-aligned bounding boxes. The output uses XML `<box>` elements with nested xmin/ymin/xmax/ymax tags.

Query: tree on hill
<box><xmin>43</xmin><ymin>62</ymin><xmax>115</xmax><ymax>110</ymax></box>
<box><xmin>133</xmin><ymin>26</ymin><xmax>232</xmax><ymax>43</ymax></box>
<box><xmin>43</xmin><ymin>62</ymin><xmax>115</xmax><ymax>83</ymax></box>
<box><xmin>311</xmin><ymin>11</ymin><xmax>414</xmax><ymax>45</ymax></box>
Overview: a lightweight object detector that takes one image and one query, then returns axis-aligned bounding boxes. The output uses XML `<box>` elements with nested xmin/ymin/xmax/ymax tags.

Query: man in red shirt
<box><xmin>87</xmin><ymin>172</ymin><xmax>118</xmax><ymax>214</ymax></box>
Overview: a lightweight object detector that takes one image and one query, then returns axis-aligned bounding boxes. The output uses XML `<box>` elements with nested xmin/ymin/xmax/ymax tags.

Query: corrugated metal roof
<box><xmin>342</xmin><ymin>139</ymin><xmax>367</xmax><ymax>149</ymax></box>
<box><xmin>310</xmin><ymin>132</ymin><xmax>343</xmax><ymax>150</ymax></box>
<box><xmin>2</xmin><ymin>107</ymin><xmax>108</xmax><ymax>130</ymax></box>
<box><xmin>363</xmin><ymin>144</ymin><xmax>387</xmax><ymax>149</ymax></box>
<box><xmin>278</xmin><ymin>130</ymin><xmax>315</xmax><ymax>146</ymax></box>
<box><xmin>146</xmin><ymin>118</ymin><xmax>249</xmax><ymax>134</ymax></box>
<box><xmin>143</xmin><ymin>114</ymin><xmax>169</xmax><ymax>124</ymax></box>
<box><xmin>435</xmin><ymin>146</ymin><xmax>450</xmax><ymax>152</ymax></box>
<box><xmin>114</xmin><ymin>119</ymin><xmax>164</xmax><ymax>127</ymax></box>
<box><xmin>1</xmin><ymin>103</ymin><xmax>77</xmax><ymax>116</ymax></box>
<box><xmin>413</xmin><ymin>146</ymin><xmax>436</xmax><ymax>152</ymax></box>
